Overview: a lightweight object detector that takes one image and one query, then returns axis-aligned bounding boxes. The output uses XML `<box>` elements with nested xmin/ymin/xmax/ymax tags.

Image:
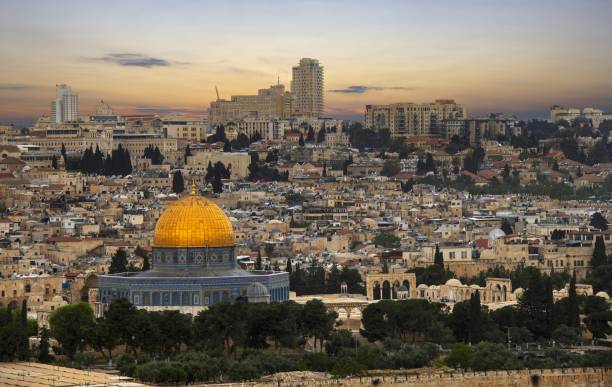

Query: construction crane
<box><xmin>215</xmin><ymin>86</ymin><xmax>220</xmax><ymax>101</ymax></box>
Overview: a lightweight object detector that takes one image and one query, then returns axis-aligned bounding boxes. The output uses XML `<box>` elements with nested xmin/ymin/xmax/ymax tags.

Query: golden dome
<box><xmin>153</xmin><ymin>190</ymin><xmax>235</xmax><ymax>248</ymax></box>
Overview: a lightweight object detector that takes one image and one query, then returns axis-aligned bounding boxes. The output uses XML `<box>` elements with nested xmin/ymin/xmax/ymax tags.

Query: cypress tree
<box><xmin>172</xmin><ymin>171</ymin><xmax>184</xmax><ymax>194</ymax></box>
<box><xmin>18</xmin><ymin>299</ymin><xmax>29</xmax><ymax>360</ymax></box>
<box><xmin>20</xmin><ymin>299</ymin><xmax>27</xmax><ymax>327</ymax></box>
<box><xmin>592</xmin><ymin>236</ymin><xmax>607</xmax><ymax>267</ymax></box>
<box><xmin>285</xmin><ymin>259</ymin><xmax>293</xmax><ymax>274</ymax></box>
<box><xmin>205</xmin><ymin>161</ymin><xmax>214</xmax><ymax>183</ymax></box>
<box><xmin>255</xmin><ymin>251</ymin><xmax>263</xmax><ymax>270</ymax></box>
<box><xmin>299</xmin><ymin>134</ymin><xmax>305</xmax><ymax>146</ymax></box>
<box><xmin>434</xmin><ymin>244</ymin><xmax>444</xmax><ymax>266</ymax></box>
<box><xmin>306</xmin><ymin>126</ymin><xmax>315</xmax><ymax>142</ymax></box>
<box><xmin>317</xmin><ymin>127</ymin><xmax>326</xmax><ymax>143</ymax></box>
<box><xmin>38</xmin><ymin>327</ymin><xmax>53</xmax><ymax>363</ymax></box>
<box><xmin>567</xmin><ymin>270</ymin><xmax>580</xmax><ymax>329</ymax></box>
<box><xmin>124</xmin><ymin>149</ymin><xmax>133</xmax><ymax>175</ymax></box>
<box><xmin>184</xmin><ymin>144</ymin><xmax>192</xmax><ymax>163</ymax></box>
<box><xmin>545</xmin><ymin>276</ymin><xmax>555</xmax><ymax>337</ymax></box>
<box><xmin>94</xmin><ymin>145</ymin><xmax>104</xmax><ymax>173</ymax></box>
<box><xmin>103</xmin><ymin>154</ymin><xmax>112</xmax><ymax>176</ymax></box>
<box><xmin>468</xmin><ymin>291</ymin><xmax>482</xmax><ymax>344</ymax></box>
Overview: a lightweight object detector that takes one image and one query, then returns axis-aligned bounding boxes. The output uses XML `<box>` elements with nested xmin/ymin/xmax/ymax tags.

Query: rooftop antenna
<box><xmin>215</xmin><ymin>86</ymin><xmax>220</xmax><ymax>101</ymax></box>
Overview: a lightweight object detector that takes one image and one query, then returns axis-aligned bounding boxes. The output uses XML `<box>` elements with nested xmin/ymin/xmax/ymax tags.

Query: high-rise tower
<box><xmin>290</xmin><ymin>58</ymin><xmax>324</xmax><ymax>118</ymax></box>
<box><xmin>51</xmin><ymin>84</ymin><xmax>79</xmax><ymax>123</ymax></box>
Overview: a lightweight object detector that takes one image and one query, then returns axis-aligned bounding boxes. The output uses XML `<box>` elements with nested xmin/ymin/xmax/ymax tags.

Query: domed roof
<box><xmin>595</xmin><ymin>291</ymin><xmax>609</xmax><ymax>299</ymax></box>
<box><xmin>489</xmin><ymin>228</ymin><xmax>506</xmax><ymax>240</ymax></box>
<box><xmin>153</xmin><ymin>188</ymin><xmax>234</xmax><ymax>248</ymax></box>
<box><xmin>445</xmin><ymin>278</ymin><xmax>463</xmax><ymax>286</ymax></box>
<box><xmin>246</xmin><ymin>282</ymin><xmax>270</xmax><ymax>298</ymax></box>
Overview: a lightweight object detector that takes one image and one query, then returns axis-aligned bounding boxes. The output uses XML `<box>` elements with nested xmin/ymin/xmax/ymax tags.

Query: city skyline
<box><xmin>1</xmin><ymin>0</ymin><xmax>612</xmax><ymax>123</ymax></box>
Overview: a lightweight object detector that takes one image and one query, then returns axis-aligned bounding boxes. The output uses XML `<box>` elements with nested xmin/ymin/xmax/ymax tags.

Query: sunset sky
<box><xmin>1</xmin><ymin>0</ymin><xmax>611</xmax><ymax>123</ymax></box>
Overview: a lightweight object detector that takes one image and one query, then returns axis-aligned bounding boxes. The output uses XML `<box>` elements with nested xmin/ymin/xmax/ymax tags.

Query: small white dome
<box><xmin>246</xmin><ymin>282</ymin><xmax>270</xmax><ymax>298</ymax></box>
<box><xmin>489</xmin><ymin>228</ymin><xmax>506</xmax><ymax>240</ymax></box>
<box><xmin>445</xmin><ymin>278</ymin><xmax>463</xmax><ymax>286</ymax></box>
<box><xmin>470</xmin><ymin>284</ymin><xmax>480</xmax><ymax>289</ymax></box>
<box><xmin>595</xmin><ymin>291</ymin><xmax>610</xmax><ymax>299</ymax></box>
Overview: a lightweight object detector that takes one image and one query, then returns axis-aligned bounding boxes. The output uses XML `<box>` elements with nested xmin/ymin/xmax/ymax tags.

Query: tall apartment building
<box><xmin>364</xmin><ymin>100</ymin><xmax>466</xmax><ymax>137</ymax></box>
<box><xmin>291</xmin><ymin>58</ymin><xmax>324</xmax><ymax>118</ymax></box>
<box><xmin>51</xmin><ymin>84</ymin><xmax>79</xmax><ymax>124</ymax></box>
<box><xmin>209</xmin><ymin>84</ymin><xmax>291</xmax><ymax>125</ymax></box>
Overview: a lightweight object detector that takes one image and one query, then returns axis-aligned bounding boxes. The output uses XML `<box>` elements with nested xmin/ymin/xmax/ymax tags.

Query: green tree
<box><xmin>501</xmin><ymin>219</ymin><xmax>514</xmax><ymax>235</ymax></box>
<box><xmin>109</xmin><ymin>249</ymin><xmax>128</xmax><ymax>274</ymax></box>
<box><xmin>411</xmin><ymin>265</ymin><xmax>454</xmax><ymax>286</ymax></box>
<box><xmin>590</xmin><ymin>212</ymin><xmax>608</xmax><ymax>231</ymax></box>
<box><xmin>49</xmin><ymin>303</ymin><xmax>95</xmax><ymax>360</ymax></box>
<box><xmin>381</xmin><ymin>158</ymin><xmax>401</xmax><ymax>177</ymax></box>
<box><xmin>300</xmin><ymin>300</ymin><xmax>337</xmax><ymax>352</ymax></box>
<box><xmin>373</xmin><ymin>232</ymin><xmax>400</xmax><ymax>248</ymax></box>
<box><xmin>445</xmin><ymin>342</ymin><xmax>474</xmax><ymax>369</ymax></box>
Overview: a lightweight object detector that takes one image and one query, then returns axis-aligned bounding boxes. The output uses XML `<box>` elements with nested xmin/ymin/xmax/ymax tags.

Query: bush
<box><xmin>72</xmin><ymin>352</ymin><xmax>95</xmax><ymax>369</ymax></box>
<box><xmin>241</xmin><ymin>350</ymin><xmax>298</xmax><ymax>375</ymax></box>
<box><xmin>300</xmin><ymin>352</ymin><xmax>334</xmax><ymax>372</ymax></box>
<box><xmin>325</xmin><ymin>330</ymin><xmax>358</xmax><ymax>356</ymax></box>
<box><xmin>135</xmin><ymin>361</ymin><xmax>188</xmax><ymax>384</ymax></box>
<box><xmin>390</xmin><ymin>344</ymin><xmax>438</xmax><ymax>369</ymax></box>
<box><xmin>551</xmin><ymin>325</ymin><xmax>580</xmax><ymax>345</ymax></box>
<box><xmin>227</xmin><ymin>359</ymin><xmax>261</xmax><ymax>381</ymax></box>
<box><xmin>116</xmin><ymin>354</ymin><xmax>136</xmax><ymax>377</ymax></box>
<box><xmin>469</xmin><ymin>342</ymin><xmax>522</xmax><ymax>371</ymax></box>
<box><xmin>445</xmin><ymin>343</ymin><xmax>474</xmax><ymax>369</ymax></box>
<box><xmin>330</xmin><ymin>356</ymin><xmax>366</xmax><ymax>377</ymax></box>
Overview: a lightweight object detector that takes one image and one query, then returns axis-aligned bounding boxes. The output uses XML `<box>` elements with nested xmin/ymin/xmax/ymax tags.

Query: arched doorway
<box><xmin>373</xmin><ymin>282</ymin><xmax>381</xmax><ymax>300</ymax></box>
<box><xmin>392</xmin><ymin>280</ymin><xmax>400</xmax><ymax>299</ymax></box>
<box><xmin>402</xmin><ymin>280</ymin><xmax>410</xmax><ymax>298</ymax></box>
<box><xmin>382</xmin><ymin>281</ymin><xmax>391</xmax><ymax>300</ymax></box>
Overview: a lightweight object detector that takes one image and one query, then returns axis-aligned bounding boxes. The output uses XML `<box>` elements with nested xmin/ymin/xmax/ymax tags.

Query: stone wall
<box><xmin>205</xmin><ymin>368</ymin><xmax>611</xmax><ymax>387</ymax></box>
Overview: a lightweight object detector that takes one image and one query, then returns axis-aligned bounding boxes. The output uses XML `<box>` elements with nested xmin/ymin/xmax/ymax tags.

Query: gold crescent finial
<box><xmin>191</xmin><ymin>178</ymin><xmax>197</xmax><ymax>195</ymax></box>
